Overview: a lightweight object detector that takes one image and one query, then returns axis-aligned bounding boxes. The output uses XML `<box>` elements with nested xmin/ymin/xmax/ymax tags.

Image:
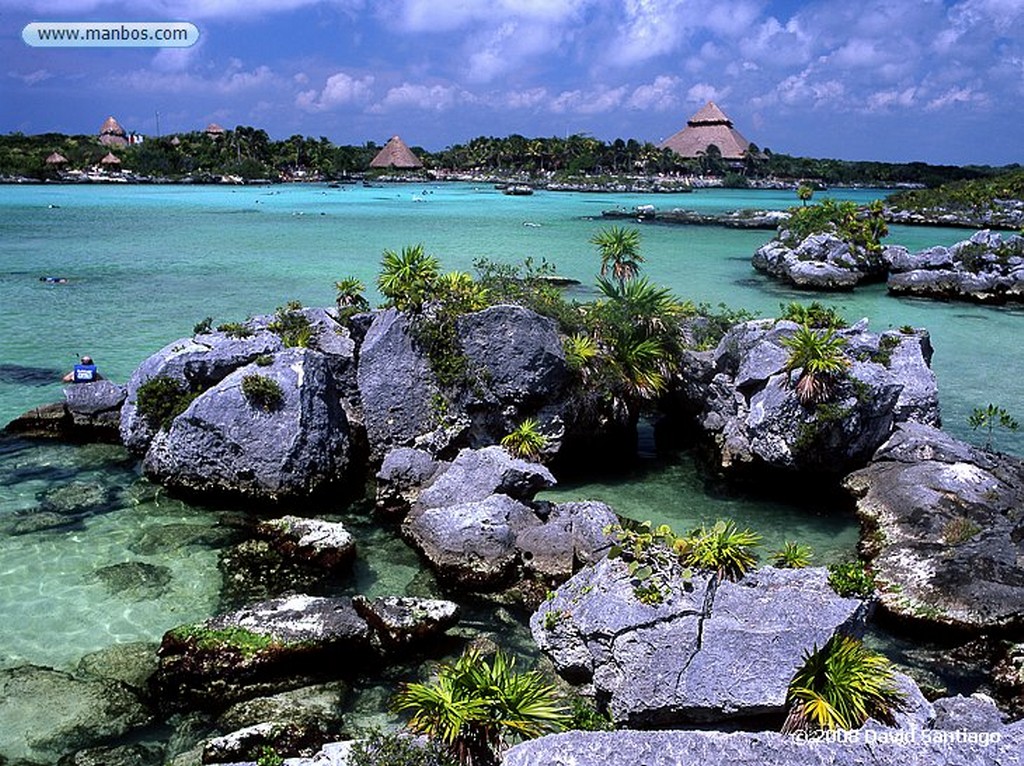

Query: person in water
<box><xmin>63</xmin><ymin>356</ymin><xmax>102</xmax><ymax>383</ymax></box>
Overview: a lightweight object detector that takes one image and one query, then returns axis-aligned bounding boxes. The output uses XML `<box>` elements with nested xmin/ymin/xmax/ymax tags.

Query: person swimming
<box><xmin>63</xmin><ymin>356</ymin><xmax>102</xmax><ymax>383</ymax></box>
<box><xmin>40</xmin><ymin>276</ymin><xmax>68</xmax><ymax>284</ymax></box>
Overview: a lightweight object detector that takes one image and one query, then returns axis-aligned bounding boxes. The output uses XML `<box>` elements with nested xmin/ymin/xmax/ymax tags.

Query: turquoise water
<box><xmin>0</xmin><ymin>183</ymin><xmax>1020</xmax><ymax>756</ymax></box>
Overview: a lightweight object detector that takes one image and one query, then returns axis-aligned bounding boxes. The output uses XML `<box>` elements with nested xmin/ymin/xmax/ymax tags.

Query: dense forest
<box><xmin>0</xmin><ymin>127</ymin><xmax>1017</xmax><ymax>188</ymax></box>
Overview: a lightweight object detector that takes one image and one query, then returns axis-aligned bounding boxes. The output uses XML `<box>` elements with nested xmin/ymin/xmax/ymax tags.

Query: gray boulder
<box><xmin>352</xmin><ymin>595</ymin><xmax>461</xmax><ymax>650</ymax></box>
<box><xmin>256</xmin><ymin>516</ymin><xmax>356</xmax><ymax>571</ymax></box>
<box><xmin>674</xmin><ymin>319</ymin><xmax>940</xmax><ymax>476</ymax></box>
<box><xmin>503</xmin><ymin>723</ymin><xmax>1024</xmax><ymax>766</ymax></box>
<box><xmin>375</xmin><ymin>447</ymin><xmax>447</xmax><ymax>515</ymax></box>
<box><xmin>0</xmin><ymin>665</ymin><xmax>151</xmax><ymax>765</ymax></box>
<box><xmin>753</xmin><ymin>232</ymin><xmax>891</xmax><ymax>290</ymax></box>
<box><xmin>120</xmin><ymin>330</ymin><xmax>283</xmax><ymax>453</ymax></box>
<box><xmin>3</xmin><ymin>380</ymin><xmax>127</xmax><ymax>443</ymax></box>
<box><xmin>532</xmin><ymin>559</ymin><xmax>868</xmax><ymax>726</ymax></box>
<box><xmin>844</xmin><ymin>423</ymin><xmax>1024</xmax><ymax>632</ymax></box>
<box><xmin>417</xmin><ymin>445</ymin><xmax>556</xmax><ymax>508</ymax></box>
<box><xmin>888</xmin><ymin>229</ymin><xmax>1024</xmax><ymax>303</ymax></box>
<box><xmin>142</xmin><ymin>349</ymin><xmax>349</xmax><ymax>502</ymax></box>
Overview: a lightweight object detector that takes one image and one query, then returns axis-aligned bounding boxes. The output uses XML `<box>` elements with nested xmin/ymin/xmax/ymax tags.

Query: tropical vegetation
<box><xmin>782</xmin><ymin>635</ymin><xmax>904</xmax><ymax>733</ymax></box>
<box><xmin>135</xmin><ymin>375</ymin><xmax>198</xmax><ymax>430</ymax></box>
<box><xmin>241</xmin><ymin>373</ymin><xmax>285</xmax><ymax>412</ymax></box>
<box><xmin>394</xmin><ymin>648</ymin><xmax>568</xmax><ymax>766</ymax></box>
<box><xmin>782</xmin><ymin>325</ymin><xmax>851</xmax><ymax>406</ymax></box>
<box><xmin>968</xmin><ymin>403</ymin><xmax>1020</xmax><ymax>451</ymax></box>
<box><xmin>771</xmin><ymin>542</ymin><xmax>814</xmax><ymax>569</ymax></box>
<box><xmin>590</xmin><ymin>226</ymin><xmax>644</xmax><ymax>287</ymax></box>
<box><xmin>500</xmin><ymin>419</ymin><xmax>549</xmax><ymax>461</ymax></box>
<box><xmin>782</xmin><ymin>198</ymin><xmax>889</xmax><ymax>254</ymax></box>
<box><xmin>827</xmin><ymin>560</ymin><xmax>876</xmax><ymax>598</ymax></box>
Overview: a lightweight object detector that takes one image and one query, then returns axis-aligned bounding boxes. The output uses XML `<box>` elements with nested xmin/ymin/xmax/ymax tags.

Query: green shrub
<box><xmin>942</xmin><ymin>516</ymin><xmax>981</xmax><ymax>545</ymax></box>
<box><xmin>500</xmin><ymin>418</ymin><xmax>549</xmax><ymax>460</ymax></box>
<box><xmin>605</xmin><ymin>521</ymin><xmax>687</xmax><ymax>605</ymax></box>
<box><xmin>771</xmin><ymin>542</ymin><xmax>814</xmax><ymax>569</ymax></box>
<box><xmin>782</xmin><ymin>635</ymin><xmax>904</xmax><ymax>733</ymax></box>
<box><xmin>193</xmin><ymin>316</ymin><xmax>213</xmax><ymax>334</ymax></box>
<box><xmin>267</xmin><ymin>301</ymin><xmax>313</xmax><ymax>348</ymax></box>
<box><xmin>779</xmin><ymin>302</ymin><xmax>847</xmax><ymax>329</ymax></box>
<box><xmin>827</xmin><ymin>560</ymin><xmax>876</xmax><ymax>598</ymax></box>
<box><xmin>255</xmin><ymin>354</ymin><xmax>273</xmax><ymax>367</ymax></box>
<box><xmin>568</xmin><ymin>695</ymin><xmax>614</xmax><ymax>731</ymax></box>
<box><xmin>678</xmin><ymin>520</ymin><xmax>761</xmax><ymax>581</ymax></box>
<box><xmin>241</xmin><ymin>373</ymin><xmax>285</xmax><ymax>411</ymax></box>
<box><xmin>135</xmin><ymin>375</ymin><xmax>198</xmax><ymax>430</ymax></box>
<box><xmin>255</xmin><ymin>745</ymin><xmax>284</xmax><ymax>766</ymax></box>
<box><xmin>783</xmin><ymin>325</ymin><xmax>850</xmax><ymax>406</ymax></box>
<box><xmin>378</xmin><ymin>244</ymin><xmax>441</xmax><ymax>313</ymax></box>
<box><xmin>394</xmin><ymin>648</ymin><xmax>568</xmax><ymax>766</ymax></box>
<box><xmin>968</xmin><ymin>403</ymin><xmax>1020</xmax><ymax>451</ymax></box>
<box><xmin>217</xmin><ymin>321</ymin><xmax>254</xmax><ymax>339</ymax></box>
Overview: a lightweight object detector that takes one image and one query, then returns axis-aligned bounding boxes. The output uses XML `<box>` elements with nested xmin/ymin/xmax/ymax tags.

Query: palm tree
<box><xmin>377</xmin><ymin>244</ymin><xmax>441</xmax><ymax>313</ymax></box>
<box><xmin>333</xmin><ymin>276</ymin><xmax>368</xmax><ymax>315</ymax></box>
<box><xmin>797</xmin><ymin>184</ymin><xmax>815</xmax><ymax>206</ymax></box>
<box><xmin>590</xmin><ymin>226</ymin><xmax>644</xmax><ymax>287</ymax></box>
<box><xmin>782</xmin><ymin>325</ymin><xmax>850</xmax><ymax>405</ymax></box>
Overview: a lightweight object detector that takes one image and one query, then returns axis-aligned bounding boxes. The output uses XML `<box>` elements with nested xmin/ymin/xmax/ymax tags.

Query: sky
<box><xmin>2</xmin><ymin>0</ymin><xmax>1022</xmax><ymax>165</ymax></box>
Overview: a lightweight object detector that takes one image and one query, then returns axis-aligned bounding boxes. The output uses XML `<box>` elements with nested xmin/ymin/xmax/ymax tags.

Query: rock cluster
<box><xmin>844</xmin><ymin>423</ymin><xmax>1024</xmax><ymax>632</ymax></box>
<box><xmin>673</xmin><ymin>318</ymin><xmax>940</xmax><ymax>476</ymax></box>
<box><xmin>3</xmin><ymin>379</ymin><xmax>126</xmax><ymax>442</ymax></box>
<box><xmin>887</xmin><ymin>229</ymin><xmax>1024</xmax><ymax>303</ymax></box>
<box><xmin>532</xmin><ymin>558</ymin><xmax>868</xmax><ymax>727</ymax></box>
<box><xmin>753</xmin><ymin>232</ymin><xmax>893</xmax><ymax>290</ymax></box>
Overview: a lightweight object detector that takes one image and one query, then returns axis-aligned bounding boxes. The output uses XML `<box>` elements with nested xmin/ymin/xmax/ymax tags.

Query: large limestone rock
<box><xmin>844</xmin><ymin>423</ymin><xmax>1024</xmax><ymax>632</ymax></box>
<box><xmin>4</xmin><ymin>380</ymin><xmax>127</xmax><ymax>443</ymax></box>
<box><xmin>888</xmin><ymin>229</ymin><xmax>1024</xmax><ymax>303</ymax></box>
<box><xmin>503</xmin><ymin>706</ymin><xmax>1024</xmax><ymax>766</ymax></box>
<box><xmin>532</xmin><ymin>559</ymin><xmax>868</xmax><ymax>727</ymax></box>
<box><xmin>152</xmin><ymin>594</ymin><xmax>459</xmax><ymax>711</ymax></box>
<box><xmin>673</xmin><ymin>318</ymin><xmax>940</xmax><ymax>476</ymax></box>
<box><xmin>753</xmin><ymin>232</ymin><xmax>893</xmax><ymax>290</ymax></box>
<box><xmin>142</xmin><ymin>349</ymin><xmax>349</xmax><ymax>502</ymax></box>
<box><xmin>398</xmin><ymin>446</ymin><xmax>615</xmax><ymax>590</ymax></box>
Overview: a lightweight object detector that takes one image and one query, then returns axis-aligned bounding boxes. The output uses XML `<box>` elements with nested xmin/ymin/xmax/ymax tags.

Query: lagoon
<box><xmin>0</xmin><ymin>182</ymin><xmax>1020</xmax><ymax>758</ymax></box>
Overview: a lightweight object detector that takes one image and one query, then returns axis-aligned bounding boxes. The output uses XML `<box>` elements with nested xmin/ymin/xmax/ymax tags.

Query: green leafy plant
<box><xmin>782</xmin><ymin>325</ymin><xmax>851</xmax><ymax>406</ymax></box>
<box><xmin>394</xmin><ymin>647</ymin><xmax>568</xmax><ymax>766</ymax></box>
<box><xmin>968</xmin><ymin>404</ymin><xmax>1020</xmax><ymax>451</ymax></box>
<box><xmin>942</xmin><ymin>516</ymin><xmax>981</xmax><ymax>545</ymax></box>
<box><xmin>567</xmin><ymin>695</ymin><xmax>615</xmax><ymax>731</ymax></box>
<box><xmin>255</xmin><ymin>353</ymin><xmax>273</xmax><ymax>366</ymax></box>
<box><xmin>255</xmin><ymin>745</ymin><xmax>284</xmax><ymax>766</ymax></box>
<box><xmin>590</xmin><ymin>225</ymin><xmax>644</xmax><ymax>287</ymax></box>
<box><xmin>334</xmin><ymin>276</ymin><xmax>370</xmax><ymax>323</ymax></box>
<box><xmin>241</xmin><ymin>373</ymin><xmax>284</xmax><ymax>411</ymax></box>
<box><xmin>500</xmin><ymin>418</ymin><xmax>549</xmax><ymax>460</ymax></box>
<box><xmin>679</xmin><ymin>520</ymin><xmax>761</xmax><ymax>581</ymax></box>
<box><xmin>779</xmin><ymin>301</ymin><xmax>847</xmax><ymax>329</ymax></box>
<box><xmin>782</xmin><ymin>635</ymin><xmax>904</xmax><ymax>733</ymax></box>
<box><xmin>349</xmin><ymin>729</ymin><xmax>456</xmax><ymax>766</ymax></box>
<box><xmin>563</xmin><ymin>333</ymin><xmax>599</xmax><ymax>374</ymax></box>
<box><xmin>605</xmin><ymin>521</ymin><xmax>688</xmax><ymax>605</ymax></box>
<box><xmin>135</xmin><ymin>375</ymin><xmax>199</xmax><ymax>431</ymax></box>
<box><xmin>267</xmin><ymin>301</ymin><xmax>313</xmax><ymax>348</ymax></box>
<box><xmin>796</xmin><ymin>184</ymin><xmax>814</xmax><ymax>206</ymax></box>
<box><xmin>193</xmin><ymin>316</ymin><xmax>213</xmax><ymax>334</ymax></box>
<box><xmin>435</xmin><ymin>271</ymin><xmax>490</xmax><ymax>313</ymax></box>
<box><xmin>771</xmin><ymin>541</ymin><xmax>814</xmax><ymax>569</ymax></box>
<box><xmin>378</xmin><ymin>244</ymin><xmax>441</xmax><ymax>313</ymax></box>
<box><xmin>217</xmin><ymin>321</ymin><xmax>255</xmax><ymax>339</ymax></box>
<box><xmin>827</xmin><ymin>560</ymin><xmax>876</xmax><ymax>598</ymax></box>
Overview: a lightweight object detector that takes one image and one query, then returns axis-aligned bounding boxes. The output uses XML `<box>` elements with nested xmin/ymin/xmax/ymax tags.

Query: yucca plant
<box><xmin>782</xmin><ymin>635</ymin><xmax>904</xmax><ymax>734</ymax></box>
<box><xmin>334</xmin><ymin>276</ymin><xmax>369</xmax><ymax>313</ymax></box>
<box><xmin>679</xmin><ymin>520</ymin><xmax>761</xmax><ymax>581</ymax></box>
<box><xmin>500</xmin><ymin>418</ymin><xmax>549</xmax><ymax>460</ymax></box>
<box><xmin>563</xmin><ymin>333</ymin><xmax>599</xmax><ymax>373</ymax></box>
<box><xmin>771</xmin><ymin>541</ymin><xmax>814</xmax><ymax>569</ymax></box>
<box><xmin>378</xmin><ymin>244</ymin><xmax>441</xmax><ymax>312</ymax></box>
<box><xmin>435</xmin><ymin>271</ymin><xmax>489</xmax><ymax>313</ymax></box>
<box><xmin>782</xmin><ymin>325</ymin><xmax>851</xmax><ymax>406</ymax></box>
<box><xmin>394</xmin><ymin>648</ymin><xmax>568</xmax><ymax>766</ymax></box>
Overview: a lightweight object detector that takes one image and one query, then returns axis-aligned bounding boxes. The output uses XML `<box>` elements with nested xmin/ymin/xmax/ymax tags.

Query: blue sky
<box><xmin>2</xmin><ymin>0</ymin><xmax>1022</xmax><ymax>165</ymax></box>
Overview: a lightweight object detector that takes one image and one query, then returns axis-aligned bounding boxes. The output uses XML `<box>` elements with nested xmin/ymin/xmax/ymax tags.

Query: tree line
<box><xmin>0</xmin><ymin>127</ymin><xmax>1017</xmax><ymax>187</ymax></box>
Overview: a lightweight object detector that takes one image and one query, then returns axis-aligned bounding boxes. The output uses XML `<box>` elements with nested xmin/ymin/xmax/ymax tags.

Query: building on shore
<box><xmin>370</xmin><ymin>135</ymin><xmax>423</xmax><ymax>169</ymax></box>
<box><xmin>205</xmin><ymin>123</ymin><xmax>226</xmax><ymax>139</ymax></box>
<box><xmin>658</xmin><ymin>102</ymin><xmax>752</xmax><ymax>160</ymax></box>
<box><xmin>45</xmin><ymin>152</ymin><xmax>69</xmax><ymax>168</ymax></box>
<box><xmin>98</xmin><ymin>116</ymin><xmax>128</xmax><ymax>148</ymax></box>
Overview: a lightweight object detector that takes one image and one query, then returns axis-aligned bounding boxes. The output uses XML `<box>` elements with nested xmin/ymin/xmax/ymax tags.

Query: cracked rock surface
<box><xmin>531</xmin><ymin>558</ymin><xmax>868</xmax><ymax>727</ymax></box>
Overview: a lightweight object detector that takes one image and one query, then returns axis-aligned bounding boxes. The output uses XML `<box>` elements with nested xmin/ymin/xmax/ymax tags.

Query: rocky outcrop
<box><xmin>255</xmin><ymin>516</ymin><xmax>356</xmax><ymax>572</ymax></box>
<box><xmin>753</xmin><ymin>233</ymin><xmax>893</xmax><ymax>290</ymax></box>
<box><xmin>142</xmin><ymin>349</ymin><xmax>350</xmax><ymax>502</ymax></box>
<box><xmin>844</xmin><ymin>423</ymin><xmax>1024</xmax><ymax>632</ymax></box>
<box><xmin>398</xmin><ymin>446</ymin><xmax>616</xmax><ymax>590</ymax></box>
<box><xmin>0</xmin><ymin>665</ymin><xmax>151</xmax><ymax>765</ymax></box>
<box><xmin>201</xmin><ymin>721</ymin><xmax>328</xmax><ymax>764</ymax></box>
<box><xmin>4</xmin><ymin>380</ymin><xmax>126</xmax><ymax>442</ymax></box>
<box><xmin>674</xmin><ymin>319</ymin><xmax>940</xmax><ymax>477</ymax></box>
<box><xmin>152</xmin><ymin>594</ymin><xmax>459</xmax><ymax>711</ymax></box>
<box><xmin>503</xmin><ymin>697</ymin><xmax>1024</xmax><ymax>766</ymax></box>
<box><xmin>887</xmin><ymin>229</ymin><xmax>1024</xmax><ymax>303</ymax></box>
<box><xmin>532</xmin><ymin>559</ymin><xmax>868</xmax><ymax>727</ymax></box>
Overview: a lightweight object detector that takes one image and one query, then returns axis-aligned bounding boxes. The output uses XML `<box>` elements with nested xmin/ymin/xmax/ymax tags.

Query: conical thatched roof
<box><xmin>169</xmin><ymin>136</ymin><xmax>181</xmax><ymax>146</ymax></box>
<box><xmin>100</xmin><ymin>152</ymin><xmax>122</xmax><ymax>165</ymax></box>
<box><xmin>658</xmin><ymin>101</ymin><xmax>751</xmax><ymax>160</ymax></box>
<box><xmin>370</xmin><ymin>135</ymin><xmax>423</xmax><ymax>169</ymax></box>
<box><xmin>99</xmin><ymin>115</ymin><xmax>129</xmax><ymax>147</ymax></box>
<box><xmin>205</xmin><ymin>123</ymin><xmax>226</xmax><ymax>137</ymax></box>
<box><xmin>46</xmin><ymin>152</ymin><xmax>69</xmax><ymax>165</ymax></box>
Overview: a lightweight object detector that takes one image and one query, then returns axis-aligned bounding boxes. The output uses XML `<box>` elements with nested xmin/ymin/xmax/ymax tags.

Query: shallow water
<box><xmin>0</xmin><ymin>183</ymin><xmax>1020</xmax><ymax>759</ymax></box>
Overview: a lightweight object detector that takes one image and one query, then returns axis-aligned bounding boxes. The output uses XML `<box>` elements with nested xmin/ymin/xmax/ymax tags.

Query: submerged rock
<box><xmin>532</xmin><ymin>559</ymin><xmax>868</xmax><ymax>727</ymax></box>
<box><xmin>844</xmin><ymin>423</ymin><xmax>1024</xmax><ymax>632</ymax></box>
<box><xmin>255</xmin><ymin>516</ymin><xmax>356</xmax><ymax>572</ymax></box>
<box><xmin>92</xmin><ymin>561</ymin><xmax>173</xmax><ymax>600</ymax></box>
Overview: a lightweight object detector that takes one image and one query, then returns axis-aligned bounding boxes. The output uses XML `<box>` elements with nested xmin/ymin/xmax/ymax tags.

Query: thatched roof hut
<box><xmin>45</xmin><ymin>152</ymin><xmax>69</xmax><ymax>166</ymax></box>
<box><xmin>99</xmin><ymin>116</ymin><xmax>128</xmax><ymax>148</ymax></box>
<box><xmin>169</xmin><ymin>136</ymin><xmax>181</xmax><ymax>147</ymax></box>
<box><xmin>100</xmin><ymin>152</ymin><xmax>122</xmax><ymax>166</ymax></box>
<box><xmin>658</xmin><ymin>102</ymin><xmax>751</xmax><ymax>160</ymax></box>
<box><xmin>370</xmin><ymin>135</ymin><xmax>423</xmax><ymax>169</ymax></box>
<box><xmin>205</xmin><ymin>123</ymin><xmax>226</xmax><ymax>139</ymax></box>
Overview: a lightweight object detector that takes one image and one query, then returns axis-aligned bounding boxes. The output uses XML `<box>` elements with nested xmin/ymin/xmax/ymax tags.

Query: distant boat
<box><xmin>503</xmin><ymin>185</ymin><xmax>534</xmax><ymax>196</ymax></box>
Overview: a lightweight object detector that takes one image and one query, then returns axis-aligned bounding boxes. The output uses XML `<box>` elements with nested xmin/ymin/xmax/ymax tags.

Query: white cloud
<box><xmin>368</xmin><ymin>82</ymin><xmax>465</xmax><ymax>113</ymax></box>
<box><xmin>865</xmin><ymin>87</ymin><xmax>917</xmax><ymax>112</ymax></box>
<box><xmin>8</xmin><ymin>69</ymin><xmax>53</xmax><ymax>85</ymax></box>
<box><xmin>626</xmin><ymin>75</ymin><xmax>680</xmax><ymax>111</ymax></box>
<box><xmin>925</xmin><ymin>86</ymin><xmax>987</xmax><ymax>111</ymax></box>
<box><xmin>390</xmin><ymin>0</ymin><xmax>589</xmax><ymax>32</ymax></box>
<box><xmin>0</xmin><ymin>0</ymin><xmax>364</xmax><ymax>20</ymax></box>
<box><xmin>551</xmin><ymin>85</ymin><xmax>626</xmax><ymax>114</ymax></box>
<box><xmin>295</xmin><ymin>71</ymin><xmax>374</xmax><ymax>112</ymax></box>
<box><xmin>501</xmin><ymin>88</ymin><xmax>549</xmax><ymax>109</ymax></box>
<box><xmin>686</xmin><ymin>82</ymin><xmax>728</xmax><ymax>104</ymax></box>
